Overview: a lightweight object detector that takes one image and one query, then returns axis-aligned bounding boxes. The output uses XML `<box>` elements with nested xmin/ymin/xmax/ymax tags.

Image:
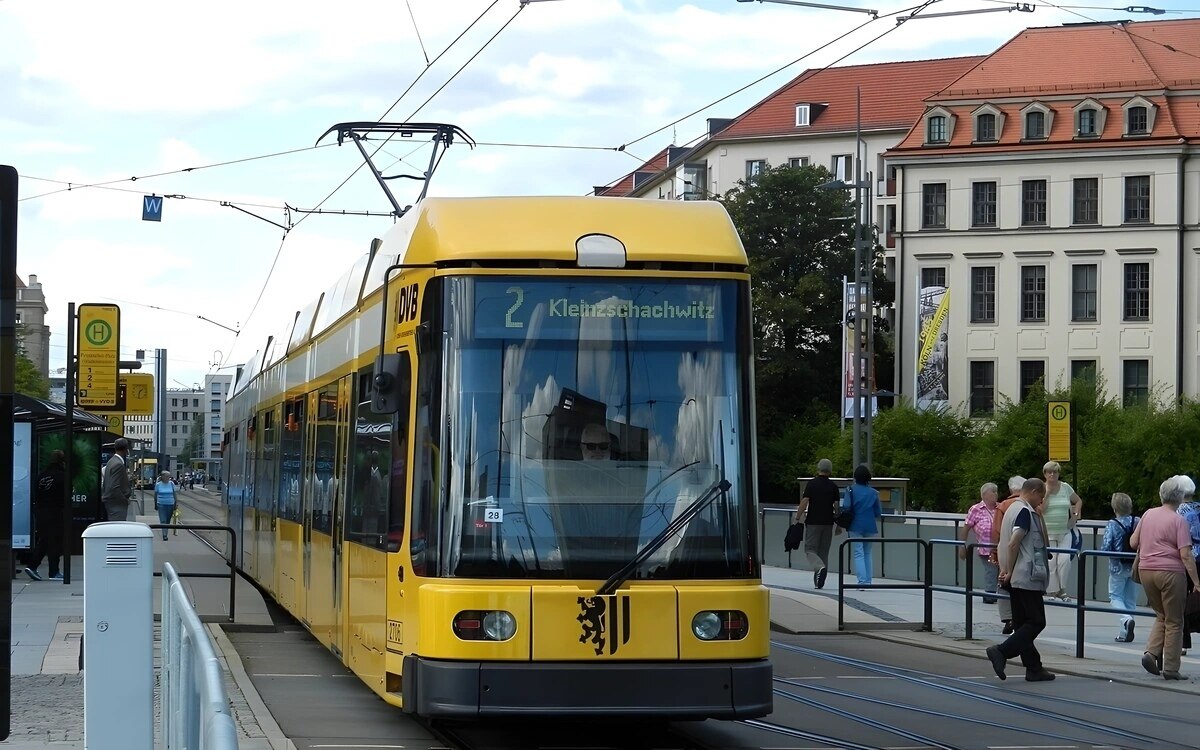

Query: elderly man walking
<box><xmin>986</xmin><ymin>477</ymin><xmax>1055</xmax><ymax>682</ymax></box>
<box><xmin>795</xmin><ymin>458</ymin><xmax>839</xmax><ymax>589</ymax></box>
<box><xmin>101</xmin><ymin>438</ymin><xmax>133</xmax><ymax>522</ymax></box>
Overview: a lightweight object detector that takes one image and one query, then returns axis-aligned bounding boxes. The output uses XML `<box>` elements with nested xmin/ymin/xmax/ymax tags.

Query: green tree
<box><xmin>720</xmin><ymin>164</ymin><xmax>855</xmax><ymax>434</ymax></box>
<box><xmin>14</xmin><ymin>351</ymin><xmax>49</xmax><ymax>399</ymax></box>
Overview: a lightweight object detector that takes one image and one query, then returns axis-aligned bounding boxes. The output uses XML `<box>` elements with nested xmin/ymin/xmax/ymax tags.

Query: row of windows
<box><xmin>923</xmin><ymin>261</ymin><xmax>1151</xmax><ymax>325</ymax></box>
<box><xmin>922</xmin><ymin>176</ymin><xmax>1152</xmax><ymax>229</ymax></box>
<box><xmin>746</xmin><ymin>154</ymin><xmax>851</xmax><ymax>182</ymax></box>
<box><xmin>927</xmin><ymin>102</ymin><xmax>1151</xmax><ymax>145</ymax></box>
<box><xmin>968</xmin><ymin>359</ymin><xmax>1149</xmax><ymax>416</ymax></box>
<box><xmin>171</xmin><ymin>397</ymin><xmax>201</xmax><ymax>408</ymax></box>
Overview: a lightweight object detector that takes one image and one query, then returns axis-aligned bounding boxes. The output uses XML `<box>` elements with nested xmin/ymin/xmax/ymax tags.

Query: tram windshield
<box><xmin>435</xmin><ymin>276</ymin><xmax>754</xmax><ymax>580</ymax></box>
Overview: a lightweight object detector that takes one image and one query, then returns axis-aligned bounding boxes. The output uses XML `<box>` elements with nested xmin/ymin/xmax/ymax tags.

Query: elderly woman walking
<box><xmin>1042</xmin><ymin>461</ymin><xmax>1083</xmax><ymax>600</ymax></box>
<box><xmin>1131</xmin><ymin>475</ymin><xmax>1200</xmax><ymax>680</ymax></box>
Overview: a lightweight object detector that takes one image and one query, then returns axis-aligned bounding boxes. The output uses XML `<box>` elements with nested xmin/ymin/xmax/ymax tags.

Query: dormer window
<box><xmin>928</xmin><ymin>115</ymin><xmax>948</xmax><ymax>143</ymax></box>
<box><xmin>1078</xmin><ymin>108</ymin><xmax>1098</xmax><ymax>137</ymax></box>
<box><xmin>795</xmin><ymin>104</ymin><xmax>810</xmax><ymax>127</ymax></box>
<box><xmin>1025</xmin><ymin>110</ymin><xmax>1046</xmax><ymax>139</ymax></box>
<box><xmin>976</xmin><ymin>113</ymin><xmax>996</xmax><ymax>142</ymax></box>
<box><xmin>1127</xmin><ymin>106</ymin><xmax>1148</xmax><ymax>135</ymax></box>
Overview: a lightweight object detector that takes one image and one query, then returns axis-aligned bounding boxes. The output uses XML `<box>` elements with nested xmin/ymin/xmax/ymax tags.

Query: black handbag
<box><xmin>836</xmin><ymin>488</ymin><xmax>856</xmax><ymax>529</ymax></box>
<box><xmin>784</xmin><ymin>522</ymin><xmax>805</xmax><ymax>551</ymax></box>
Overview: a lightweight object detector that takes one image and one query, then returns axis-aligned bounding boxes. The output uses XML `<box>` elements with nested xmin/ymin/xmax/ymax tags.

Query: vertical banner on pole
<box><xmin>915</xmin><ymin>284</ymin><xmax>950</xmax><ymax>412</ymax></box>
<box><xmin>842</xmin><ymin>279</ymin><xmax>877</xmax><ymax>419</ymax></box>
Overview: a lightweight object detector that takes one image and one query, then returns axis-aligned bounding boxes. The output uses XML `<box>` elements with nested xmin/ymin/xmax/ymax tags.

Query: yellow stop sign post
<box><xmin>1047</xmin><ymin>400</ymin><xmax>1072</xmax><ymax>463</ymax></box>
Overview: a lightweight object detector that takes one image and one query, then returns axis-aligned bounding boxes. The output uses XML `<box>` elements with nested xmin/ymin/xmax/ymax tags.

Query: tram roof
<box><xmin>385</xmin><ymin>196</ymin><xmax>748</xmax><ymax>267</ymax></box>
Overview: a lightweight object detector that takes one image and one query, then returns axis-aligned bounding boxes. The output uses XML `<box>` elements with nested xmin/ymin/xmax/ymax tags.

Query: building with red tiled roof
<box><xmin>614</xmin><ymin>56</ymin><xmax>983</xmax><ymax>211</ymax></box>
<box><xmin>886</xmin><ymin>18</ymin><xmax>1200</xmax><ymax>413</ymax></box>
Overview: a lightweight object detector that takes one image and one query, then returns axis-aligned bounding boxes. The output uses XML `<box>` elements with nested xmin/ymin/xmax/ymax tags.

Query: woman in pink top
<box><xmin>1131</xmin><ymin>475</ymin><xmax>1200</xmax><ymax>680</ymax></box>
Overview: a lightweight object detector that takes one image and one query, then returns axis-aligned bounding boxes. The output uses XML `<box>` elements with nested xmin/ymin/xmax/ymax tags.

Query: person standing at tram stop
<box><xmin>154</xmin><ymin>472</ymin><xmax>177</xmax><ymax>541</ymax></box>
<box><xmin>986</xmin><ymin>477</ymin><xmax>1056</xmax><ymax>683</ymax></box>
<box><xmin>1041</xmin><ymin>461</ymin><xmax>1083</xmax><ymax>601</ymax></box>
<box><xmin>101</xmin><ymin>437</ymin><xmax>133</xmax><ymax>522</ymax></box>
<box><xmin>959</xmin><ymin>483</ymin><xmax>1000</xmax><ymax>604</ymax></box>
<box><xmin>1132</xmin><ymin>475</ymin><xmax>1200</xmax><ymax>681</ymax></box>
<box><xmin>24</xmin><ymin>450</ymin><xmax>67</xmax><ymax>581</ymax></box>
<box><xmin>843</xmin><ymin>464</ymin><xmax>882</xmax><ymax>587</ymax></box>
<box><xmin>794</xmin><ymin>458</ymin><xmax>839</xmax><ymax>590</ymax></box>
<box><xmin>579</xmin><ymin>423</ymin><xmax>613</xmax><ymax>461</ymax></box>
<box><xmin>991</xmin><ymin>476</ymin><xmax>1026</xmax><ymax>634</ymax></box>
<box><xmin>1102</xmin><ymin>492</ymin><xmax>1140</xmax><ymax>643</ymax></box>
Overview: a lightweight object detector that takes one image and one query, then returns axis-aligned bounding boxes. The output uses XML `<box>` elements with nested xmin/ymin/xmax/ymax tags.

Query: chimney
<box><xmin>28</xmin><ymin>274</ymin><xmax>39</xmax><ymax>288</ymax></box>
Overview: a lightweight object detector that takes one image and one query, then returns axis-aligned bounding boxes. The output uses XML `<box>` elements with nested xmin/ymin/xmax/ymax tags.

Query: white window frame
<box><xmin>795</xmin><ymin>104</ymin><xmax>810</xmax><ymax>127</ymax></box>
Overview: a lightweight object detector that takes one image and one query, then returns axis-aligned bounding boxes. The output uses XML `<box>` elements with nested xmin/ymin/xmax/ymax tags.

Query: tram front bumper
<box><xmin>402</xmin><ymin>655</ymin><xmax>772</xmax><ymax>718</ymax></box>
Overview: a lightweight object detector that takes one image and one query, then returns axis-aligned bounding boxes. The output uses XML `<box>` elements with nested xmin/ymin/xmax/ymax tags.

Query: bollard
<box><xmin>83</xmin><ymin>522</ymin><xmax>154</xmax><ymax>750</ymax></box>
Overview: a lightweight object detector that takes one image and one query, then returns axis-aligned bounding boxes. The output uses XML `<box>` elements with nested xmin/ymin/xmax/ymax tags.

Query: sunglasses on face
<box><xmin>581</xmin><ymin>442</ymin><xmax>610</xmax><ymax>451</ymax></box>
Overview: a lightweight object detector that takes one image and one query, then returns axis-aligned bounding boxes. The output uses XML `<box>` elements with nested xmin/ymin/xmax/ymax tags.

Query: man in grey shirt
<box><xmin>101</xmin><ymin>438</ymin><xmax>132</xmax><ymax>521</ymax></box>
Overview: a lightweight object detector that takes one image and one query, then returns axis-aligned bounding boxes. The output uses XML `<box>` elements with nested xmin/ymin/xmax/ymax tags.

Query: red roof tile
<box><xmin>714</xmin><ymin>56</ymin><xmax>985</xmax><ymax>140</ymax></box>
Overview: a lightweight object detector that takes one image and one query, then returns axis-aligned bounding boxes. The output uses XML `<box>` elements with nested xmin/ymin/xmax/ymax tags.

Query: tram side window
<box><xmin>410</xmin><ymin>285</ymin><xmax>441</xmax><ymax>576</ymax></box>
<box><xmin>311</xmin><ymin>383</ymin><xmax>340</xmax><ymax>535</ymax></box>
<box><xmin>257</xmin><ymin>409</ymin><xmax>277</xmax><ymax>514</ymax></box>
<box><xmin>347</xmin><ymin>362</ymin><xmax>406</xmax><ymax>551</ymax></box>
<box><xmin>279</xmin><ymin>398</ymin><xmax>305</xmax><ymax>522</ymax></box>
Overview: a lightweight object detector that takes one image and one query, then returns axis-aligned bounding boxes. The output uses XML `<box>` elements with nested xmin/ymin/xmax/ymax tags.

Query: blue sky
<box><xmin>4</xmin><ymin>0</ymin><xmax>1196</xmax><ymax>389</ymax></box>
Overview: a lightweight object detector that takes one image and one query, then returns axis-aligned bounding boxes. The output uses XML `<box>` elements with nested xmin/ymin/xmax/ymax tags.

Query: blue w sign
<box><xmin>142</xmin><ymin>195</ymin><xmax>163</xmax><ymax>222</ymax></box>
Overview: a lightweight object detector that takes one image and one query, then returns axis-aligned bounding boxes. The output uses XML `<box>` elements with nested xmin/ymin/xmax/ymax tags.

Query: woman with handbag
<box><xmin>842</xmin><ymin>464</ymin><xmax>882</xmax><ymax>586</ymax></box>
<box><xmin>1131</xmin><ymin>475</ymin><xmax>1200</xmax><ymax>680</ymax></box>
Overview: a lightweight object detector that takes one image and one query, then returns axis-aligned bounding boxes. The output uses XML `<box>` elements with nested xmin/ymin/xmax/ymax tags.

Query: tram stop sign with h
<box><xmin>1047</xmin><ymin>401</ymin><xmax>1071</xmax><ymax>462</ymax></box>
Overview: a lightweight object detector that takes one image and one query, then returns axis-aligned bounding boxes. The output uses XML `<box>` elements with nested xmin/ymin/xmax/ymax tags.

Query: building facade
<box><xmin>887</xmin><ymin>19</ymin><xmax>1200</xmax><ymax>412</ymax></box>
<box><xmin>15</xmin><ymin>274</ymin><xmax>50</xmax><ymax>379</ymax></box>
<box><xmin>203</xmin><ymin>373</ymin><xmax>232</xmax><ymax>478</ymax></box>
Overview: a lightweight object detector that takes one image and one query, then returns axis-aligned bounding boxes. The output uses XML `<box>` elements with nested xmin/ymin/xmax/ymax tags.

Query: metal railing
<box><xmin>160</xmin><ymin>562</ymin><xmax>239</xmax><ymax>750</ymax></box>
<box><xmin>151</xmin><ymin>523</ymin><xmax>238</xmax><ymax>622</ymax></box>
<box><xmin>836</xmin><ymin>537</ymin><xmax>933</xmax><ymax>632</ymax></box>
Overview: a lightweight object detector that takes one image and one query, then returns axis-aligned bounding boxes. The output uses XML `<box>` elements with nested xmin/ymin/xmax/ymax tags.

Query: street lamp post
<box><xmin>818</xmin><ymin>89</ymin><xmax>875</xmax><ymax>470</ymax></box>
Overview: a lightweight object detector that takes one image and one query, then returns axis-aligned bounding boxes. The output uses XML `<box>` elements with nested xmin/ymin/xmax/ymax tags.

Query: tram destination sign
<box><xmin>76</xmin><ymin>304</ymin><xmax>120</xmax><ymax>408</ymax></box>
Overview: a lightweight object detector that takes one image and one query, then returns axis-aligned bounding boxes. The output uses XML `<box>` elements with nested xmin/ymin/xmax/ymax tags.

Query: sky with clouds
<box><xmin>4</xmin><ymin>0</ymin><xmax>1197</xmax><ymax>391</ymax></box>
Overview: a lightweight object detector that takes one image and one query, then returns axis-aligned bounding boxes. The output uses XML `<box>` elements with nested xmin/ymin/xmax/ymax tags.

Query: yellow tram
<box><xmin>222</xmin><ymin>195</ymin><xmax>772</xmax><ymax>717</ymax></box>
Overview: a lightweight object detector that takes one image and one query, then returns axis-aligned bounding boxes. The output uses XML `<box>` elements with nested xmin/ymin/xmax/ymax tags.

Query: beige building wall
<box><xmin>894</xmin><ymin>148</ymin><xmax>1198</xmax><ymax>409</ymax></box>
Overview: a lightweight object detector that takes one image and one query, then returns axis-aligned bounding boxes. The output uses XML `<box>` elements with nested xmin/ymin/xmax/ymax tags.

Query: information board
<box><xmin>76</xmin><ymin>304</ymin><xmax>120</xmax><ymax>407</ymax></box>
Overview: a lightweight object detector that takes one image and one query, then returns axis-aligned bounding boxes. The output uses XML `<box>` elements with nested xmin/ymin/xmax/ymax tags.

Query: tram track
<box><xmin>773</xmin><ymin>639</ymin><xmax>1189</xmax><ymax>750</ymax></box>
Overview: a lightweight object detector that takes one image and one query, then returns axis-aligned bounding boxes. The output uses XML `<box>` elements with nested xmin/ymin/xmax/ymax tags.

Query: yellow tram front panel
<box><xmin>531</xmin><ymin>585</ymin><xmax>677</xmax><ymax>660</ymax></box>
<box><xmin>675</xmin><ymin>584</ymin><xmax>770</xmax><ymax>660</ymax></box>
<box><xmin>417</xmin><ymin>584</ymin><xmax>531</xmax><ymax>660</ymax></box>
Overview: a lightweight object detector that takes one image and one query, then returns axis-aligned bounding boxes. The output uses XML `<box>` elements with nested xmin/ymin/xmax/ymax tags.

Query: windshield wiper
<box><xmin>596</xmin><ymin>478</ymin><xmax>731</xmax><ymax>597</ymax></box>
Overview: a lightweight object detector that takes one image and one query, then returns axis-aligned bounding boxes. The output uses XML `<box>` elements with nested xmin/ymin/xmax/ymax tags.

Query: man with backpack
<box><xmin>1103</xmin><ymin>492</ymin><xmax>1139</xmax><ymax>642</ymax></box>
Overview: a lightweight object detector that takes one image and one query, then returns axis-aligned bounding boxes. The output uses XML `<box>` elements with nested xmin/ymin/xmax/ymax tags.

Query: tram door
<box><xmin>301</xmin><ymin>390</ymin><xmax>319</xmax><ymax>629</ymax></box>
<box><xmin>258</xmin><ymin>405</ymin><xmax>279</xmax><ymax>596</ymax></box>
<box><xmin>331</xmin><ymin>375</ymin><xmax>351</xmax><ymax>656</ymax></box>
<box><xmin>243</xmin><ymin>415</ymin><xmax>260</xmax><ymax>579</ymax></box>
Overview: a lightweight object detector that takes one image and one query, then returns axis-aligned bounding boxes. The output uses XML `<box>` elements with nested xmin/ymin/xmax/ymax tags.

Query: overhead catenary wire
<box><xmin>405</xmin><ymin>0</ymin><xmax>432</xmax><ymax>65</ymax></box>
<box><xmin>600</xmin><ymin>0</ymin><xmax>942</xmax><ymax>194</ymax></box>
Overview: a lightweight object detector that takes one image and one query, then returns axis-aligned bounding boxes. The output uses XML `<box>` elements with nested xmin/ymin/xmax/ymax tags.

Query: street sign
<box><xmin>87</xmin><ymin>373</ymin><xmax>154</xmax><ymax>416</ymax></box>
<box><xmin>1047</xmin><ymin>400</ymin><xmax>1072</xmax><ymax>462</ymax></box>
<box><xmin>76</xmin><ymin>304</ymin><xmax>120</xmax><ymax>408</ymax></box>
<box><xmin>142</xmin><ymin>195</ymin><xmax>162</xmax><ymax>222</ymax></box>
<box><xmin>106</xmin><ymin>415</ymin><xmax>125</xmax><ymax>435</ymax></box>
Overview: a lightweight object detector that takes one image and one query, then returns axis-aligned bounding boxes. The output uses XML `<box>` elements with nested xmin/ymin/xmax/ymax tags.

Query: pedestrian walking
<box><xmin>1042</xmin><ymin>461</ymin><xmax>1082</xmax><ymax>601</ymax></box>
<box><xmin>154</xmin><ymin>472</ymin><xmax>177</xmax><ymax>541</ymax></box>
<box><xmin>843</xmin><ymin>464</ymin><xmax>882</xmax><ymax>587</ymax></box>
<box><xmin>1131</xmin><ymin>475</ymin><xmax>1200</xmax><ymax>681</ymax></box>
<box><xmin>1102</xmin><ymin>492</ymin><xmax>1139</xmax><ymax>642</ymax></box>
<box><xmin>795</xmin><ymin>458</ymin><xmax>839</xmax><ymax>589</ymax></box>
<box><xmin>991</xmin><ymin>475</ymin><xmax>1025</xmax><ymax>634</ymax></box>
<box><xmin>986</xmin><ymin>477</ymin><xmax>1055</xmax><ymax>682</ymax></box>
<box><xmin>960</xmin><ymin>483</ymin><xmax>1000</xmax><ymax>603</ymax></box>
<box><xmin>1175</xmin><ymin>481</ymin><xmax>1200</xmax><ymax>653</ymax></box>
<box><xmin>101</xmin><ymin>438</ymin><xmax>133</xmax><ymax>522</ymax></box>
<box><xmin>24</xmin><ymin>450</ymin><xmax>66</xmax><ymax>581</ymax></box>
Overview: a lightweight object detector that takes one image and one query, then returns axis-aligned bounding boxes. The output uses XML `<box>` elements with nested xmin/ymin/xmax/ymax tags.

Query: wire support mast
<box><xmin>315</xmin><ymin>122</ymin><xmax>475</xmax><ymax>218</ymax></box>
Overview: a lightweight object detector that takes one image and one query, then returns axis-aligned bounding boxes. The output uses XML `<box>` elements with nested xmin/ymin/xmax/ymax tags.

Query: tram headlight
<box><xmin>482</xmin><ymin>611</ymin><xmax>517</xmax><ymax>641</ymax></box>
<box><xmin>691</xmin><ymin>611</ymin><xmax>722</xmax><ymax>641</ymax></box>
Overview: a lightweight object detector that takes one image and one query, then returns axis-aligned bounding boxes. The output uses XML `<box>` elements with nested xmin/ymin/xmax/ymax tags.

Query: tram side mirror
<box><xmin>371</xmin><ymin>353</ymin><xmax>405</xmax><ymax>414</ymax></box>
